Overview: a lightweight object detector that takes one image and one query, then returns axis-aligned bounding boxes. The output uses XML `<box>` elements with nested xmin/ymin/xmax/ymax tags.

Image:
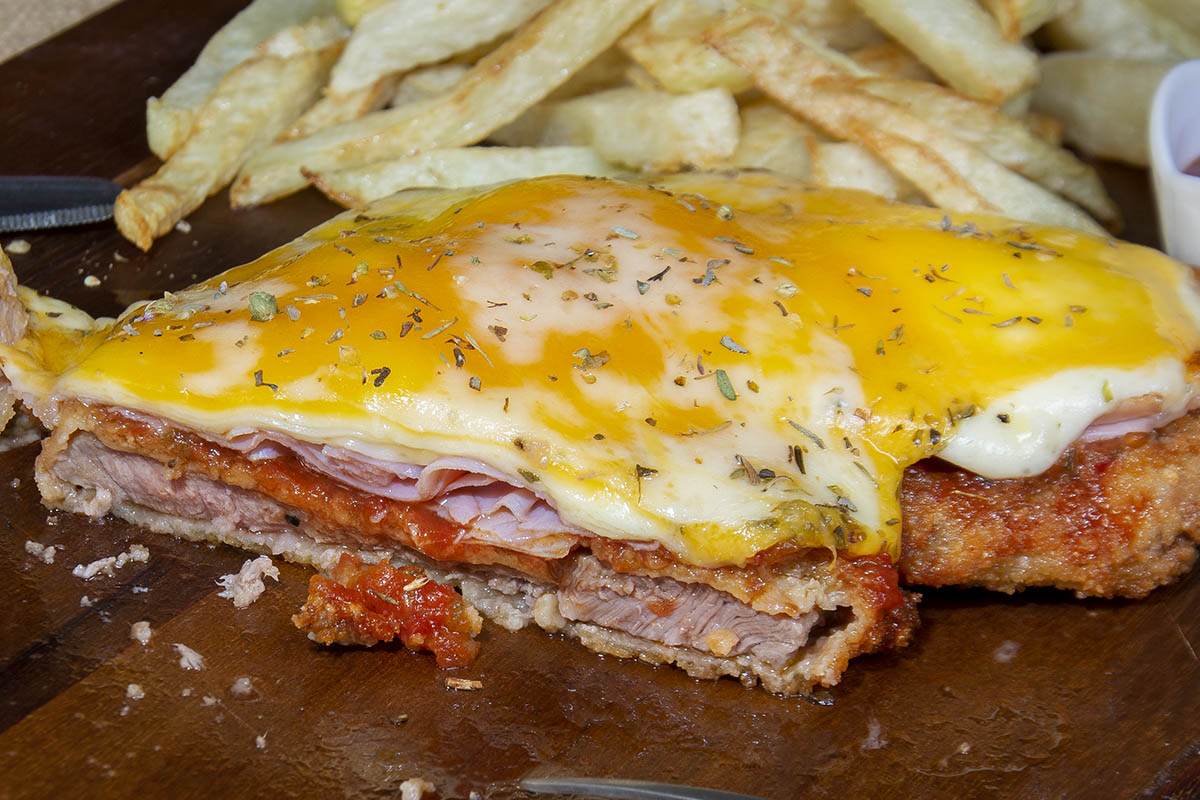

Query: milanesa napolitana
<box><xmin>2</xmin><ymin>171</ymin><xmax>1199</xmax><ymax>693</ymax></box>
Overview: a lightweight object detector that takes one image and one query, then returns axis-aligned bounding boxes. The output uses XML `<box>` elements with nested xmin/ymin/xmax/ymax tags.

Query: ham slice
<box><xmin>106</xmin><ymin>410</ymin><xmax>585</xmax><ymax>560</ymax></box>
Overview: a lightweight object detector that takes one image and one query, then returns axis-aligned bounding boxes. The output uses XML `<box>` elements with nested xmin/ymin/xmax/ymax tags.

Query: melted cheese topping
<box><xmin>33</xmin><ymin>173</ymin><xmax>1200</xmax><ymax>566</ymax></box>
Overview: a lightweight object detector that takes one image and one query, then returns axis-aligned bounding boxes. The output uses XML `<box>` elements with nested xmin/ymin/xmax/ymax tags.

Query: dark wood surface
<box><xmin>1</xmin><ymin>3</ymin><xmax>1198</xmax><ymax>799</ymax></box>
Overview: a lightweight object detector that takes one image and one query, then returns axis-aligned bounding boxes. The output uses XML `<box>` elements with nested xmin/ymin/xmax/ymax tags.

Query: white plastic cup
<box><xmin>1150</xmin><ymin>60</ymin><xmax>1200</xmax><ymax>266</ymax></box>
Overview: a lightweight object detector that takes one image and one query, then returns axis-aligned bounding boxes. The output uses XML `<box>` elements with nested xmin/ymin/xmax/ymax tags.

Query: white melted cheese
<box><xmin>6</xmin><ymin>173</ymin><xmax>1199</xmax><ymax>566</ymax></box>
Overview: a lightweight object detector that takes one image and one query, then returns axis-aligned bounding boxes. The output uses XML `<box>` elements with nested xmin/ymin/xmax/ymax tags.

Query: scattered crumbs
<box><xmin>860</xmin><ymin>717</ymin><xmax>886</xmax><ymax>752</ymax></box>
<box><xmin>181</xmin><ymin>688</ymin><xmax>192</xmax><ymax>697</ymax></box>
<box><xmin>126</xmin><ymin>684</ymin><xmax>145</xmax><ymax>701</ymax></box>
<box><xmin>255</xmin><ymin>734</ymin><xmax>267</xmax><ymax>750</ymax></box>
<box><xmin>217</xmin><ymin>555</ymin><xmax>279</xmax><ymax>608</ymax></box>
<box><xmin>445</xmin><ymin>677</ymin><xmax>483</xmax><ymax>691</ymax></box>
<box><xmin>174</xmin><ymin>643</ymin><xmax>207</xmax><ymax>671</ymax></box>
<box><xmin>72</xmin><ymin>556</ymin><xmax>117</xmax><ymax>580</ymax></box>
<box><xmin>84</xmin><ymin>275</ymin><xmax>101</xmax><ymax>288</ymax></box>
<box><xmin>201</xmin><ymin>695</ymin><xmax>218</xmax><ymax>706</ymax></box>
<box><xmin>73</xmin><ymin>543</ymin><xmax>151</xmax><ymax>578</ymax></box>
<box><xmin>10</xmin><ymin>478</ymin><xmax>18</xmax><ymax>488</ymax></box>
<box><xmin>5</xmin><ymin>239</ymin><xmax>31</xmax><ymax>255</ymax></box>
<box><xmin>130</xmin><ymin>620</ymin><xmax>153</xmax><ymax>646</ymax></box>
<box><xmin>400</xmin><ymin>778</ymin><xmax>436</xmax><ymax>800</ymax></box>
<box><xmin>131</xmin><ymin>585</ymin><xmax>149</xmax><ymax>594</ymax></box>
<box><xmin>230</xmin><ymin>676</ymin><xmax>254</xmax><ymax>696</ymax></box>
<box><xmin>993</xmin><ymin>640</ymin><xmax>1020</xmax><ymax>663</ymax></box>
<box><xmin>174</xmin><ymin>219</ymin><xmax>192</xmax><ymax>234</ymax></box>
<box><xmin>24</xmin><ymin>540</ymin><xmax>56</xmax><ymax>564</ymax></box>
<box><xmin>80</xmin><ymin>595</ymin><xmax>95</xmax><ymax>608</ymax></box>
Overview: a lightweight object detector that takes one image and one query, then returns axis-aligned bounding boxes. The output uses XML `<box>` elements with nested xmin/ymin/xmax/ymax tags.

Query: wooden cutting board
<box><xmin>0</xmin><ymin>3</ymin><xmax>1197</xmax><ymax>798</ymax></box>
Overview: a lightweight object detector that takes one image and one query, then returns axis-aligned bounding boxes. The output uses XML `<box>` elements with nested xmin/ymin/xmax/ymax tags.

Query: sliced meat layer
<box><xmin>36</xmin><ymin>399</ymin><xmax>914</xmax><ymax>694</ymax></box>
<box><xmin>558</xmin><ymin>553</ymin><xmax>822</xmax><ymax>668</ymax></box>
<box><xmin>901</xmin><ymin>410</ymin><xmax>1200</xmax><ymax>598</ymax></box>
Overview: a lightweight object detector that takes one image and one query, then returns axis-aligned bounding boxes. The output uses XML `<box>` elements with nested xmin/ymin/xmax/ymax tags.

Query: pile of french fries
<box><xmin>115</xmin><ymin>0</ymin><xmax>1200</xmax><ymax>251</ymax></box>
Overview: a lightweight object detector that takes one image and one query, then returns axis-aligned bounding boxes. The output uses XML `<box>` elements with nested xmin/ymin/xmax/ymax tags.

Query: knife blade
<box><xmin>520</xmin><ymin>777</ymin><xmax>768</xmax><ymax>800</ymax></box>
<box><xmin>0</xmin><ymin>175</ymin><xmax>122</xmax><ymax>233</ymax></box>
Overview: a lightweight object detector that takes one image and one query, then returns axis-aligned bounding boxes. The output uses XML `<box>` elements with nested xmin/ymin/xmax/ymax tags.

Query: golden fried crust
<box><xmin>900</xmin><ymin>411</ymin><xmax>1200</xmax><ymax>598</ymax></box>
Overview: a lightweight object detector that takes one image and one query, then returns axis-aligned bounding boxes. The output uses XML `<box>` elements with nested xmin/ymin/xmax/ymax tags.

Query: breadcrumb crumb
<box><xmin>173</xmin><ymin>643</ymin><xmax>206</xmax><ymax>670</ymax></box>
<box><xmin>399</xmin><ymin>778</ymin><xmax>435</xmax><ymax>800</ymax></box>
<box><xmin>130</xmin><ymin>621</ymin><xmax>152</xmax><ymax>645</ymax></box>
<box><xmin>24</xmin><ymin>540</ymin><xmax>56</xmax><ymax>564</ymax></box>
<box><xmin>5</xmin><ymin>239</ymin><xmax>30</xmax><ymax>255</ymax></box>
<box><xmin>71</xmin><ymin>544</ymin><xmax>149</xmax><ymax>580</ymax></box>
<box><xmin>216</xmin><ymin>555</ymin><xmax>279</xmax><ymax>608</ymax></box>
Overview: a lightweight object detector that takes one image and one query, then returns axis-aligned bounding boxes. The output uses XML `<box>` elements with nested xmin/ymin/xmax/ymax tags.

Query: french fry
<box><xmin>278</xmin><ymin>74</ymin><xmax>399</xmax><ymax>142</ymax></box>
<box><xmin>328</xmin><ymin>0</ymin><xmax>550</xmax><ymax>94</ymax></box>
<box><xmin>849</xmin><ymin>76</ymin><xmax>1120</xmax><ymax>227</ymax></box>
<box><xmin>812</xmin><ymin>141</ymin><xmax>916</xmax><ymax>202</ymax></box>
<box><xmin>707</xmin><ymin>10</ymin><xmax>1117</xmax><ymax>226</ymax></box>
<box><xmin>1138</xmin><ymin>0</ymin><xmax>1200</xmax><ymax>40</ymax></box>
<box><xmin>390</xmin><ymin>64</ymin><xmax>471</xmax><ymax>107</ymax></box>
<box><xmin>769</xmin><ymin>0</ymin><xmax>884</xmax><ymax>50</ymax></box>
<box><xmin>1039</xmin><ymin>0</ymin><xmax>1200</xmax><ymax>59</ymax></box>
<box><xmin>1031</xmin><ymin>53</ymin><xmax>1175</xmax><ymax>167</ymax></box>
<box><xmin>231</xmin><ymin>0</ymin><xmax>657</xmax><ymax>208</ymax></box>
<box><xmin>544</xmin><ymin>47</ymin><xmax>633</xmax><ymax>101</ymax></box>
<box><xmin>489</xmin><ymin>87</ymin><xmax>740</xmax><ymax>171</ymax></box>
<box><xmin>146</xmin><ymin>0</ymin><xmax>338</xmax><ymax>160</ymax></box>
<box><xmin>722</xmin><ymin>101</ymin><xmax>816</xmax><ymax>181</ymax></box>
<box><xmin>705</xmin><ymin>11</ymin><xmax>1105</xmax><ymax>233</ymax></box>
<box><xmin>116</xmin><ymin>18</ymin><xmax>346</xmax><ymax>251</ymax></box>
<box><xmin>1024</xmin><ymin>112</ymin><xmax>1065</xmax><ymax>148</ymax></box>
<box><xmin>619</xmin><ymin>24</ymin><xmax>752</xmax><ymax>93</ymax></box>
<box><xmin>307</xmin><ymin>146</ymin><xmax>618</xmax><ymax>207</ymax></box>
<box><xmin>850</xmin><ymin>0</ymin><xmax>1038</xmax><ymax>104</ymax></box>
<box><xmin>848</xmin><ymin>41</ymin><xmax>934</xmax><ymax>81</ymax></box>
<box><xmin>618</xmin><ymin>0</ymin><xmax>751</xmax><ymax>93</ymax></box>
<box><xmin>981</xmin><ymin>0</ymin><xmax>1073</xmax><ymax>42</ymax></box>
<box><xmin>335</xmin><ymin>0</ymin><xmax>388</xmax><ymax>26</ymax></box>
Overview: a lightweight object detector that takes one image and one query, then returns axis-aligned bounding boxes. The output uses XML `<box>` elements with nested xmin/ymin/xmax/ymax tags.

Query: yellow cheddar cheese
<box><xmin>19</xmin><ymin>172</ymin><xmax>1200</xmax><ymax>565</ymax></box>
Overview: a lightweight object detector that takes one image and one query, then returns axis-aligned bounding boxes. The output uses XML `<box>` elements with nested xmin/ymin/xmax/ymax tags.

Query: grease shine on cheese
<box><xmin>48</xmin><ymin>173</ymin><xmax>1200</xmax><ymax>565</ymax></box>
